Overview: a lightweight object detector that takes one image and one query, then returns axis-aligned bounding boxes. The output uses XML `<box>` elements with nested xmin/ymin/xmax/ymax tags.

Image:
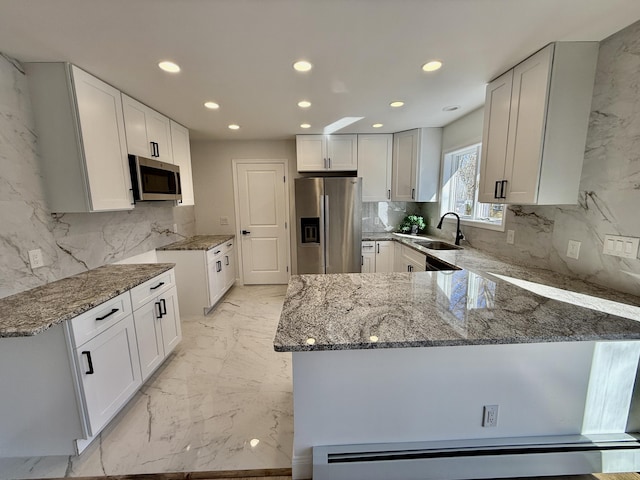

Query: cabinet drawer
<box><xmin>206</xmin><ymin>245</ymin><xmax>225</xmax><ymax>263</ymax></box>
<box><xmin>130</xmin><ymin>270</ymin><xmax>175</xmax><ymax>311</ymax></box>
<box><xmin>362</xmin><ymin>241</ymin><xmax>375</xmax><ymax>250</ymax></box>
<box><xmin>69</xmin><ymin>292</ymin><xmax>132</xmax><ymax>347</ymax></box>
<box><xmin>221</xmin><ymin>239</ymin><xmax>234</xmax><ymax>254</ymax></box>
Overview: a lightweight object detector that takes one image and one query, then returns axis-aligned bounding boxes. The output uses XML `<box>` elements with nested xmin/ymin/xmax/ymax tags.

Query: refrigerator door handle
<box><xmin>324</xmin><ymin>194</ymin><xmax>329</xmax><ymax>273</ymax></box>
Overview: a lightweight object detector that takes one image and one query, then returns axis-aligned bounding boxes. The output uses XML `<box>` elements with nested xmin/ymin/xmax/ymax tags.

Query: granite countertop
<box><xmin>0</xmin><ymin>263</ymin><xmax>175</xmax><ymax>338</ymax></box>
<box><xmin>274</xmin><ymin>233</ymin><xmax>640</xmax><ymax>352</ymax></box>
<box><xmin>157</xmin><ymin>234</ymin><xmax>235</xmax><ymax>251</ymax></box>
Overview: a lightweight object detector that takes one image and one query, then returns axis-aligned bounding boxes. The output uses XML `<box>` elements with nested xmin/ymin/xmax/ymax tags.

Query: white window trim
<box><xmin>439</xmin><ymin>140</ymin><xmax>506</xmax><ymax>232</ymax></box>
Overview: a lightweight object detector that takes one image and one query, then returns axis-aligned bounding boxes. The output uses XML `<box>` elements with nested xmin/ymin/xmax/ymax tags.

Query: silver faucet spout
<box><xmin>437</xmin><ymin>211</ymin><xmax>464</xmax><ymax>246</ymax></box>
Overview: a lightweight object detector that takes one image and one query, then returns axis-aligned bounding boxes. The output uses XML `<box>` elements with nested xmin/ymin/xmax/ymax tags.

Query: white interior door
<box><xmin>235</xmin><ymin>162</ymin><xmax>290</xmax><ymax>284</ymax></box>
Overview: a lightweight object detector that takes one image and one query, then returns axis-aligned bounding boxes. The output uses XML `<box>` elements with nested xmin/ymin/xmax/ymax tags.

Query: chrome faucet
<box><xmin>437</xmin><ymin>212</ymin><xmax>465</xmax><ymax>246</ymax></box>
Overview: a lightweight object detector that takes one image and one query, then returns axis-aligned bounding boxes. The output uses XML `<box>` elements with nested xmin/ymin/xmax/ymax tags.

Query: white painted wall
<box><xmin>190</xmin><ymin>140</ymin><xmax>300</xmax><ymax>274</ymax></box>
<box><xmin>291</xmin><ymin>341</ymin><xmax>640</xmax><ymax>479</ymax></box>
<box><xmin>441</xmin><ymin>106</ymin><xmax>484</xmax><ymax>153</ymax></box>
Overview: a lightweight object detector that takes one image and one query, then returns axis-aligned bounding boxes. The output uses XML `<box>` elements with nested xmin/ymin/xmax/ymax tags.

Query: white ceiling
<box><xmin>1</xmin><ymin>0</ymin><xmax>639</xmax><ymax>141</ymax></box>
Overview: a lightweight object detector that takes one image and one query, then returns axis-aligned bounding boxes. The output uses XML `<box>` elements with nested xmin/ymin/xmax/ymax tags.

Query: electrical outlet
<box><xmin>28</xmin><ymin>249</ymin><xmax>44</xmax><ymax>269</ymax></box>
<box><xmin>506</xmin><ymin>230</ymin><xmax>515</xmax><ymax>245</ymax></box>
<box><xmin>173</xmin><ymin>223</ymin><xmax>178</xmax><ymax>233</ymax></box>
<box><xmin>220</xmin><ymin>216</ymin><xmax>229</xmax><ymax>225</ymax></box>
<box><xmin>603</xmin><ymin>234</ymin><xmax>639</xmax><ymax>259</ymax></box>
<box><xmin>374</xmin><ymin>217</ymin><xmax>380</xmax><ymax>225</ymax></box>
<box><xmin>567</xmin><ymin>240</ymin><xmax>581</xmax><ymax>260</ymax></box>
<box><xmin>483</xmin><ymin>405</ymin><xmax>499</xmax><ymax>427</ymax></box>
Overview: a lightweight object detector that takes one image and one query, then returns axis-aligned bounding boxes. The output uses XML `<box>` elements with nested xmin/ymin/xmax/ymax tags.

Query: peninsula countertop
<box><xmin>274</xmin><ymin>233</ymin><xmax>640</xmax><ymax>352</ymax></box>
<box><xmin>157</xmin><ymin>234</ymin><xmax>234</xmax><ymax>251</ymax></box>
<box><xmin>0</xmin><ymin>263</ymin><xmax>175</xmax><ymax>337</ymax></box>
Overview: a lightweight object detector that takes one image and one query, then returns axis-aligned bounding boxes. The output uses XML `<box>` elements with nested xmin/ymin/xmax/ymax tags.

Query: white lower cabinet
<box><xmin>0</xmin><ymin>269</ymin><xmax>182</xmax><ymax>457</ymax></box>
<box><xmin>399</xmin><ymin>244</ymin><xmax>427</xmax><ymax>272</ymax></box>
<box><xmin>130</xmin><ymin>270</ymin><xmax>181</xmax><ymax>381</ymax></box>
<box><xmin>74</xmin><ymin>314</ymin><xmax>141</xmax><ymax>436</ymax></box>
<box><xmin>157</xmin><ymin>239</ymin><xmax>236</xmax><ymax>316</ymax></box>
<box><xmin>361</xmin><ymin>240</ymin><xmax>395</xmax><ymax>273</ymax></box>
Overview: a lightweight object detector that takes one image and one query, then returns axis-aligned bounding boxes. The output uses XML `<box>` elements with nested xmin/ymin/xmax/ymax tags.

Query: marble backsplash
<box><xmin>425</xmin><ymin>19</ymin><xmax>640</xmax><ymax>297</ymax></box>
<box><xmin>0</xmin><ymin>54</ymin><xmax>195</xmax><ymax>299</ymax></box>
<box><xmin>362</xmin><ymin>201</ymin><xmax>425</xmax><ymax>233</ymax></box>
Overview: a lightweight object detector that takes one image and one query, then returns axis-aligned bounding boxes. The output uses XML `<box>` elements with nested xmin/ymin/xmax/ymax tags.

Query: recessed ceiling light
<box><xmin>293</xmin><ymin>60</ymin><xmax>313</xmax><ymax>72</ymax></box>
<box><xmin>300</xmin><ymin>123</ymin><xmax>311</xmax><ymax>129</ymax></box>
<box><xmin>158</xmin><ymin>61</ymin><xmax>180</xmax><ymax>73</ymax></box>
<box><xmin>372</xmin><ymin>123</ymin><xmax>383</xmax><ymax>128</ymax></box>
<box><xmin>422</xmin><ymin>60</ymin><xmax>443</xmax><ymax>72</ymax></box>
<box><xmin>443</xmin><ymin>105</ymin><xmax>460</xmax><ymax>111</ymax></box>
<box><xmin>228</xmin><ymin>124</ymin><xmax>240</xmax><ymax>130</ymax></box>
<box><xmin>298</xmin><ymin>100</ymin><xmax>312</xmax><ymax>108</ymax></box>
<box><xmin>204</xmin><ymin>101</ymin><xmax>219</xmax><ymax>109</ymax></box>
<box><xmin>390</xmin><ymin>101</ymin><xmax>404</xmax><ymax>108</ymax></box>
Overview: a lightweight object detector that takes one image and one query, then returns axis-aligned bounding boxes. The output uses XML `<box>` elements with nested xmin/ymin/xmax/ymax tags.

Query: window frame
<box><xmin>439</xmin><ymin>141</ymin><xmax>506</xmax><ymax>232</ymax></box>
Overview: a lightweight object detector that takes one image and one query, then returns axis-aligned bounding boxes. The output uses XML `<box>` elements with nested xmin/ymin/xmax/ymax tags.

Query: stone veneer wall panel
<box><xmin>0</xmin><ymin>54</ymin><xmax>195</xmax><ymax>298</ymax></box>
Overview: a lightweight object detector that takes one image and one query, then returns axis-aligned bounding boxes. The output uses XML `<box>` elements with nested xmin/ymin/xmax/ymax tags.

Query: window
<box><xmin>440</xmin><ymin>143</ymin><xmax>505</xmax><ymax>230</ymax></box>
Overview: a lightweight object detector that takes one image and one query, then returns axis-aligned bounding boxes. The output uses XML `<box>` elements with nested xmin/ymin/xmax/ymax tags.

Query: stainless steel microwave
<box><xmin>129</xmin><ymin>155</ymin><xmax>182</xmax><ymax>202</ymax></box>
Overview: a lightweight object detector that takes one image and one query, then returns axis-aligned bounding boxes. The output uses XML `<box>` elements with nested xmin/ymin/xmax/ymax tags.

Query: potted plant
<box><xmin>399</xmin><ymin>215</ymin><xmax>426</xmax><ymax>235</ymax></box>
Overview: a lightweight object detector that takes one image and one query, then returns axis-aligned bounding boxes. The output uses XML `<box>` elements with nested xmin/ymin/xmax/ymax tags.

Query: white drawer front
<box><xmin>69</xmin><ymin>292</ymin><xmax>132</xmax><ymax>348</ymax></box>
<box><xmin>206</xmin><ymin>246</ymin><xmax>225</xmax><ymax>264</ymax></box>
<box><xmin>362</xmin><ymin>241</ymin><xmax>375</xmax><ymax>250</ymax></box>
<box><xmin>403</xmin><ymin>245</ymin><xmax>427</xmax><ymax>265</ymax></box>
<box><xmin>221</xmin><ymin>240</ymin><xmax>234</xmax><ymax>254</ymax></box>
<box><xmin>130</xmin><ymin>269</ymin><xmax>175</xmax><ymax>311</ymax></box>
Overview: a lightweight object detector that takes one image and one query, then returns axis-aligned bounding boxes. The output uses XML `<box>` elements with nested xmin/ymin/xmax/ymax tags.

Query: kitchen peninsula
<box><xmin>274</xmin><ymin>235</ymin><xmax>640</xmax><ymax>480</ymax></box>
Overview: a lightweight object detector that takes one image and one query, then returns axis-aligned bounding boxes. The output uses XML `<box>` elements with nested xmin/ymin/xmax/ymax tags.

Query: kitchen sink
<box><xmin>414</xmin><ymin>240</ymin><xmax>462</xmax><ymax>250</ymax></box>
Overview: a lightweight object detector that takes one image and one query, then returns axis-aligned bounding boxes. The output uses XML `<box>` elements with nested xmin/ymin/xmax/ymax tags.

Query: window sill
<box><xmin>439</xmin><ymin>216</ymin><xmax>506</xmax><ymax>232</ymax></box>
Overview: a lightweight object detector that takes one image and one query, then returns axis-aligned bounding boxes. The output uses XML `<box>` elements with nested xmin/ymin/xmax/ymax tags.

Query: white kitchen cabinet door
<box><xmin>223</xmin><ymin>242</ymin><xmax>236</xmax><ymax>290</ymax></box>
<box><xmin>207</xmin><ymin>254</ymin><xmax>225</xmax><ymax>306</ymax></box>
<box><xmin>361</xmin><ymin>241</ymin><xmax>376</xmax><ymax>273</ymax></box>
<box><xmin>503</xmin><ymin>45</ymin><xmax>553</xmax><ymax>204</ymax></box>
<box><xmin>478</xmin><ymin>70</ymin><xmax>513</xmax><ymax>204</ymax></box>
<box><xmin>75</xmin><ymin>315</ymin><xmax>141</xmax><ymax>436</ymax></box>
<box><xmin>122</xmin><ymin>94</ymin><xmax>173</xmax><ymax>163</ymax></box>
<box><xmin>296</xmin><ymin>135</ymin><xmax>357</xmax><ymax>171</ymax></box>
<box><xmin>158</xmin><ymin>287</ymin><xmax>182</xmax><ymax>356</ymax></box>
<box><xmin>392</xmin><ymin>130</ymin><xmax>418</xmax><ymax>201</ymax></box>
<box><xmin>170</xmin><ymin>120</ymin><xmax>195</xmax><ymax>206</ymax></box>
<box><xmin>25</xmin><ymin>63</ymin><xmax>134</xmax><ymax>213</ymax></box>
<box><xmin>375</xmin><ymin>241</ymin><xmax>394</xmax><ymax>273</ymax></box>
<box><xmin>392</xmin><ymin>128</ymin><xmax>442</xmax><ymax>202</ymax></box>
<box><xmin>358</xmin><ymin>134</ymin><xmax>393</xmax><ymax>201</ymax></box>
<box><xmin>327</xmin><ymin>135</ymin><xmax>358</xmax><ymax>171</ymax></box>
<box><xmin>296</xmin><ymin>135</ymin><xmax>327</xmax><ymax>171</ymax></box>
<box><xmin>133</xmin><ymin>300</ymin><xmax>164</xmax><ymax>381</ymax></box>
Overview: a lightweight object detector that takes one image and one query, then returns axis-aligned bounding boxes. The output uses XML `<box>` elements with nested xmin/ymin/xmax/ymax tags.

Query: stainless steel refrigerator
<box><xmin>295</xmin><ymin>177</ymin><xmax>362</xmax><ymax>274</ymax></box>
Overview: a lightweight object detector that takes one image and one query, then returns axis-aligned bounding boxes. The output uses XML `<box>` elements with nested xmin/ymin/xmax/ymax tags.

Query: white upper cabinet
<box><xmin>392</xmin><ymin>128</ymin><xmax>442</xmax><ymax>202</ymax></box>
<box><xmin>25</xmin><ymin>63</ymin><xmax>134</xmax><ymax>212</ymax></box>
<box><xmin>122</xmin><ymin>94</ymin><xmax>173</xmax><ymax>163</ymax></box>
<box><xmin>479</xmin><ymin>42</ymin><xmax>599</xmax><ymax>205</ymax></box>
<box><xmin>296</xmin><ymin>135</ymin><xmax>357</xmax><ymax>171</ymax></box>
<box><xmin>170</xmin><ymin>120</ymin><xmax>195</xmax><ymax>206</ymax></box>
<box><xmin>358</xmin><ymin>134</ymin><xmax>393</xmax><ymax>202</ymax></box>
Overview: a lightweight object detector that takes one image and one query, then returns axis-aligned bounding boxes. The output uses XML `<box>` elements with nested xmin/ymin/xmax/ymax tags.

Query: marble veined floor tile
<box><xmin>0</xmin><ymin>284</ymin><xmax>292</xmax><ymax>479</ymax></box>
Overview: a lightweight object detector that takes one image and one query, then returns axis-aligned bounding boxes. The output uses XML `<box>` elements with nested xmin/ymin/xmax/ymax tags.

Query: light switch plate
<box><xmin>603</xmin><ymin>234</ymin><xmax>639</xmax><ymax>259</ymax></box>
<box><xmin>220</xmin><ymin>216</ymin><xmax>229</xmax><ymax>225</ymax></box>
<box><xmin>567</xmin><ymin>240</ymin><xmax>581</xmax><ymax>260</ymax></box>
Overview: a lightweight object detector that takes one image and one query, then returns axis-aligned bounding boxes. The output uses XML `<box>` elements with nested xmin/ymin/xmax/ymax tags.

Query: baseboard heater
<box><xmin>313</xmin><ymin>434</ymin><xmax>640</xmax><ymax>480</ymax></box>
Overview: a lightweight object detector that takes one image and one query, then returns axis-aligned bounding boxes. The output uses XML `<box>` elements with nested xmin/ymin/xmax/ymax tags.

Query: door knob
<box><xmin>242</xmin><ymin>230</ymin><xmax>251</xmax><ymax>235</ymax></box>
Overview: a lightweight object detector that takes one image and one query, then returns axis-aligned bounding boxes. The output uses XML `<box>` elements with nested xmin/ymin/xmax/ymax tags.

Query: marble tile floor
<box><xmin>0</xmin><ymin>284</ymin><xmax>293</xmax><ymax>480</ymax></box>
